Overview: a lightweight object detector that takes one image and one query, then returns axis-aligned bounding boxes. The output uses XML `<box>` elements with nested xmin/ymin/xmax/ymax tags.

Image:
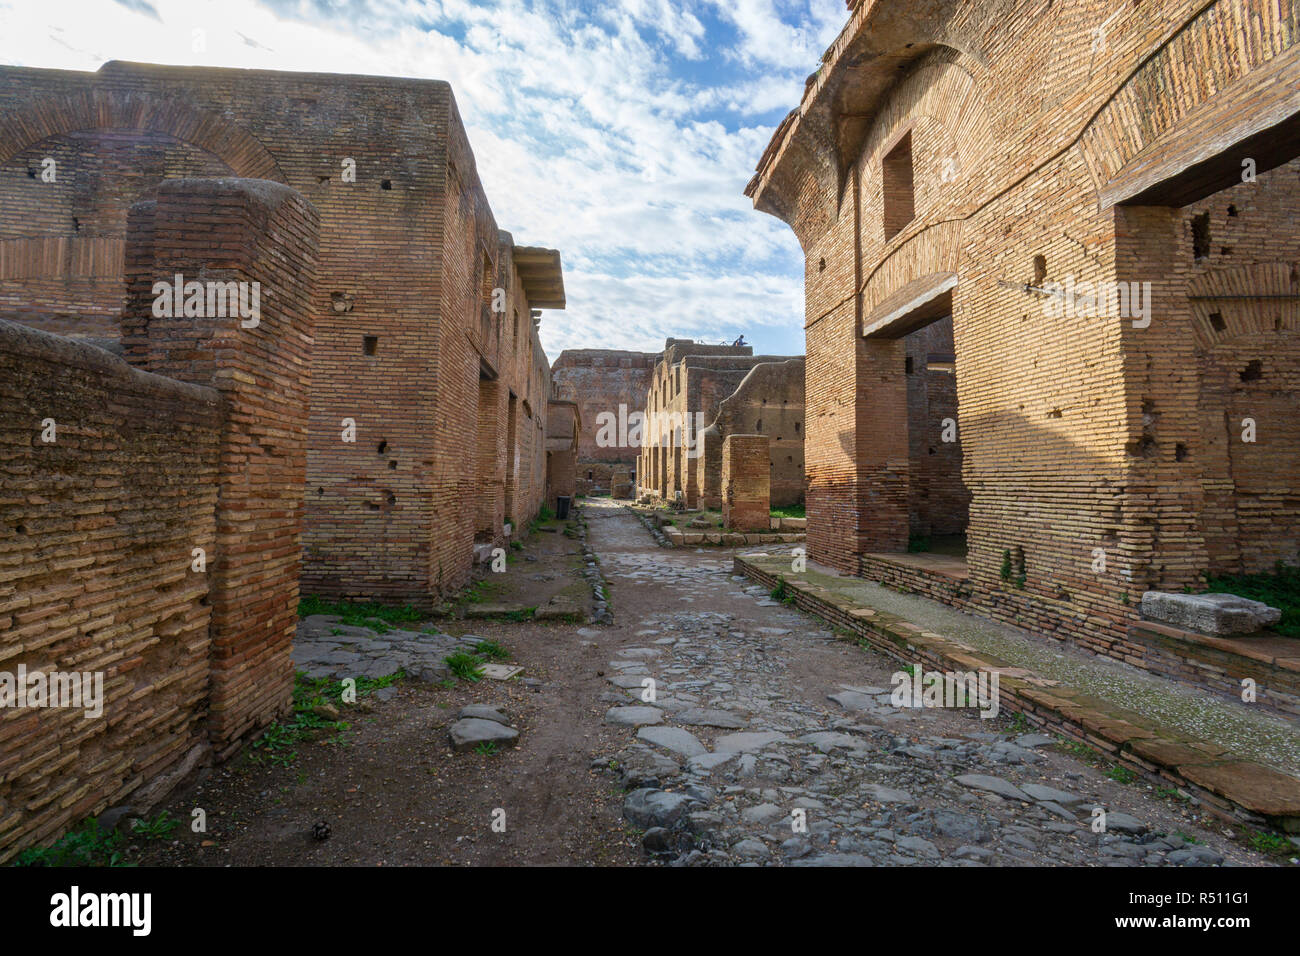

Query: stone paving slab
<box><xmin>294</xmin><ymin>615</ymin><xmax>480</xmax><ymax>682</ymax></box>
<box><xmin>735</xmin><ymin>553</ymin><xmax>1300</xmax><ymax>831</ymax></box>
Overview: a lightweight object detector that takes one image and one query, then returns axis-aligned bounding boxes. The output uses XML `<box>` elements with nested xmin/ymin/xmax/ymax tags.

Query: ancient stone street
<box><xmin>581</xmin><ymin>499</ymin><xmax>1272</xmax><ymax>866</ymax></box>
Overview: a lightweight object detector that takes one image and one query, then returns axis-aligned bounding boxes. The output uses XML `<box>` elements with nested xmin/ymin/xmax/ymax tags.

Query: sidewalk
<box><xmin>736</xmin><ymin>552</ymin><xmax>1300</xmax><ymax>832</ymax></box>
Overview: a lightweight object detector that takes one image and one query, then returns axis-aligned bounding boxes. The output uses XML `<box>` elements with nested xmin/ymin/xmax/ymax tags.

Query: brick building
<box><xmin>0</xmin><ymin>61</ymin><xmax>566</xmax><ymax>608</ymax></box>
<box><xmin>746</xmin><ymin>0</ymin><xmax>1300</xmax><ymax>659</ymax></box>
<box><xmin>636</xmin><ymin>339</ymin><xmax>806</xmax><ymax>508</ymax></box>
<box><xmin>551</xmin><ymin>348</ymin><xmax>657</xmax><ymax>494</ymax></box>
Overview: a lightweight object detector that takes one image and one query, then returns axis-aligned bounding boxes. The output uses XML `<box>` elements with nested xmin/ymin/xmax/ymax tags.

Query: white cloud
<box><xmin>0</xmin><ymin>0</ymin><xmax>830</xmax><ymax>358</ymax></box>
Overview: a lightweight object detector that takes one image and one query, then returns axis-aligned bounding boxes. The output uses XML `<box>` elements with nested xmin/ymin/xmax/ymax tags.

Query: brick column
<box><xmin>1114</xmin><ymin>205</ymin><xmax>1208</xmax><ymax>593</ymax></box>
<box><xmin>854</xmin><ymin>337</ymin><xmax>911</xmax><ymax>553</ymax></box>
<box><xmin>123</xmin><ymin>177</ymin><xmax>319</xmax><ymax>757</ymax></box>
<box><xmin>722</xmin><ymin>434</ymin><xmax>771</xmax><ymax>531</ymax></box>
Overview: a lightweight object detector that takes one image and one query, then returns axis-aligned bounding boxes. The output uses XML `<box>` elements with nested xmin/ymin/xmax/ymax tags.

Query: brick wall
<box><xmin>747</xmin><ymin>0</ymin><xmax>1300</xmax><ymax>662</ymax></box>
<box><xmin>721</xmin><ymin>435</ymin><xmax>771</xmax><ymax>531</ymax></box>
<box><xmin>551</xmin><ymin>349</ymin><xmax>656</xmax><ymax>493</ymax></box>
<box><xmin>637</xmin><ymin>340</ymin><xmax>801</xmax><ymax>507</ymax></box>
<box><xmin>700</xmin><ymin>357</ymin><xmax>806</xmax><ymax>508</ymax></box>
<box><xmin>0</xmin><ymin>175</ymin><xmax>317</xmax><ymax>861</ymax></box>
<box><xmin>0</xmin><ymin>63</ymin><xmax>562</xmax><ymax>609</ymax></box>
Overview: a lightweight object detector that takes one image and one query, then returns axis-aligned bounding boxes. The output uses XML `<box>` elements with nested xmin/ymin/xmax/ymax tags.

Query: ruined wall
<box><xmin>551</xmin><ymin>349</ymin><xmax>656</xmax><ymax>494</ymax></box>
<box><xmin>700</xmin><ymin>357</ymin><xmax>806</xmax><ymax>508</ymax></box>
<box><xmin>748</xmin><ymin>0</ymin><xmax>1300</xmax><ymax>658</ymax></box>
<box><xmin>0</xmin><ymin>63</ymin><xmax>558</xmax><ymax>609</ymax></box>
<box><xmin>721</xmin><ymin>435</ymin><xmax>771</xmax><ymax>531</ymax></box>
<box><xmin>0</xmin><ymin>320</ymin><xmax>220</xmax><ymax>861</ymax></box>
<box><xmin>1179</xmin><ymin>162</ymin><xmax>1300</xmax><ymax>576</ymax></box>
<box><xmin>0</xmin><ymin>176</ymin><xmax>317</xmax><ymax>861</ymax></box>
<box><xmin>545</xmin><ymin>399</ymin><xmax>579</xmax><ymax>507</ymax></box>
<box><xmin>637</xmin><ymin>340</ymin><xmax>802</xmax><ymax>508</ymax></box>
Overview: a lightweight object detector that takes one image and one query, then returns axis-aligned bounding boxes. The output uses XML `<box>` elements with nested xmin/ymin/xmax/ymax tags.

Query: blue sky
<box><xmin>0</xmin><ymin>0</ymin><xmax>847</xmax><ymax>359</ymax></box>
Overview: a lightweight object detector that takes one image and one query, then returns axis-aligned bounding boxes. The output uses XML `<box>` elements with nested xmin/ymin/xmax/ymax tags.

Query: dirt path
<box><xmin>136</xmin><ymin>498</ymin><xmax>1277</xmax><ymax>867</ymax></box>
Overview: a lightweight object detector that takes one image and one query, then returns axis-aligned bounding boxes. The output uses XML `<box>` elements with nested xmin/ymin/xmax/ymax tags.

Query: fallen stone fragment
<box><xmin>605</xmin><ymin>706</ymin><xmax>664</xmax><ymax>727</ymax></box>
<box><xmin>954</xmin><ymin>774</ymin><xmax>1032</xmax><ymax>802</ymax></box>
<box><xmin>637</xmin><ymin>725</ymin><xmax>708</xmax><ymax>758</ymax></box>
<box><xmin>448</xmin><ymin>718</ymin><xmax>519</xmax><ymax>752</ymax></box>
<box><xmin>1140</xmin><ymin>591</ymin><xmax>1282</xmax><ymax>636</ymax></box>
<box><xmin>458</xmin><ymin>704</ymin><xmax>509</xmax><ymax>725</ymax></box>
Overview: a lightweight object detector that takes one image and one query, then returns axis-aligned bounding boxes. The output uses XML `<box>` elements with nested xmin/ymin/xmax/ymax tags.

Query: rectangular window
<box><xmin>883</xmin><ymin>131</ymin><xmax>916</xmax><ymax>242</ymax></box>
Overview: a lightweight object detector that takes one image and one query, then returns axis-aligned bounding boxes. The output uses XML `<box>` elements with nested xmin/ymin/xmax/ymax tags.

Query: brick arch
<box><xmin>855</xmin><ymin>57</ymin><xmax>994</xmax><ymax>221</ymax></box>
<box><xmin>1077</xmin><ymin>0</ymin><xmax>1300</xmax><ymax>206</ymax></box>
<box><xmin>0</xmin><ymin>88</ymin><xmax>286</xmax><ymax>182</ymax></box>
<box><xmin>1188</xmin><ymin>261</ymin><xmax>1300</xmax><ymax>349</ymax></box>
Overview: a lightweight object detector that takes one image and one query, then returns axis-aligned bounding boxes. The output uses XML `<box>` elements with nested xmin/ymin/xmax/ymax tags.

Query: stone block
<box><xmin>1141</xmin><ymin>591</ymin><xmax>1282</xmax><ymax>637</ymax></box>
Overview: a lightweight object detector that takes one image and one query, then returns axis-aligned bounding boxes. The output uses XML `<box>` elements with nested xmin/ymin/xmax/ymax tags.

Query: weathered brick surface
<box><xmin>747</xmin><ymin>0</ymin><xmax>1300</xmax><ymax>661</ymax></box>
<box><xmin>545</xmin><ymin>399</ymin><xmax>579</xmax><ymax>507</ymax></box>
<box><xmin>637</xmin><ymin>339</ymin><xmax>802</xmax><ymax>507</ymax></box>
<box><xmin>0</xmin><ymin>62</ymin><xmax>563</xmax><ymax>608</ymax></box>
<box><xmin>698</xmin><ymin>357</ymin><xmax>806</xmax><ymax>508</ymax></box>
<box><xmin>0</xmin><ymin>175</ymin><xmax>317</xmax><ymax>860</ymax></box>
<box><xmin>122</xmin><ymin>178</ymin><xmax>319</xmax><ymax>755</ymax></box>
<box><xmin>551</xmin><ymin>349</ymin><xmax>656</xmax><ymax>494</ymax></box>
<box><xmin>721</xmin><ymin>435</ymin><xmax>771</xmax><ymax>532</ymax></box>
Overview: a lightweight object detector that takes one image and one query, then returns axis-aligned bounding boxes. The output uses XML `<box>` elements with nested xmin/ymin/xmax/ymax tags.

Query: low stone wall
<box><xmin>1129</xmin><ymin>621</ymin><xmax>1300</xmax><ymax>720</ymax></box>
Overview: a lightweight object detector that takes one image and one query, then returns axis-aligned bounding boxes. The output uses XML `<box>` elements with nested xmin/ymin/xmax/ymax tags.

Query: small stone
<box><xmin>674</xmin><ymin>708</ymin><xmax>746</xmax><ymax>729</ymax></box>
<box><xmin>1021</xmin><ymin>783</ymin><xmax>1085</xmax><ymax>806</ymax></box>
<box><xmin>1103</xmin><ymin>811</ymin><xmax>1147</xmax><ymax>835</ymax></box>
<box><xmin>955</xmin><ymin>774</ymin><xmax>1032</xmax><ymax>802</ymax></box>
<box><xmin>637</xmin><ymin>726</ymin><xmax>708</xmax><ymax>758</ymax></box>
<box><xmin>740</xmin><ymin>803</ymin><xmax>784</xmax><ymax>825</ymax></box>
<box><xmin>861</xmin><ymin>784</ymin><xmax>915</xmax><ymax>804</ymax></box>
<box><xmin>448</xmin><ymin>718</ymin><xmax>519</xmax><ymax>752</ymax></box>
<box><xmin>623</xmin><ymin>788</ymin><xmax>695</xmax><ymax>829</ymax></box>
<box><xmin>458</xmin><ymin>704</ymin><xmax>509</xmax><ymax>725</ymax></box>
<box><xmin>713</xmin><ymin>731</ymin><xmax>788</xmax><ymax>753</ymax></box>
<box><xmin>605</xmin><ymin>706</ymin><xmax>664</xmax><ymax>727</ymax></box>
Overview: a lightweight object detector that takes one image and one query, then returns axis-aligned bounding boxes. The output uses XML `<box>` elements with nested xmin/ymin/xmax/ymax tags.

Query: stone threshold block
<box><xmin>1141</xmin><ymin>591</ymin><xmax>1282</xmax><ymax>638</ymax></box>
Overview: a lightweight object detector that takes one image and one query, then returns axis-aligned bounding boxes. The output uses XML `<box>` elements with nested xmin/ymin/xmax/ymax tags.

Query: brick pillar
<box><xmin>1115</xmin><ymin>205</ymin><xmax>1208</xmax><ymax>592</ymax></box>
<box><xmin>123</xmin><ymin>177</ymin><xmax>319</xmax><ymax>757</ymax></box>
<box><xmin>722</xmin><ymin>434</ymin><xmax>771</xmax><ymax>531</ymax></box>
<box><xmin>855</xmin><ymin>337</ymin><xmax>910</xmax><ymax>552</ymax></box>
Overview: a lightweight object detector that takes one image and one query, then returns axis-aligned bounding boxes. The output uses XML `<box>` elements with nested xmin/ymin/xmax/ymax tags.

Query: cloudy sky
<box><xmin>0</xmin><ymin>0</ymin><xmax>846</xmax><ymax>358</ymax></box>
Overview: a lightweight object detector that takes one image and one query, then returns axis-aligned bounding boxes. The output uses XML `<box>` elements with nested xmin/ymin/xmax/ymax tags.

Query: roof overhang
<box><xmin>514</xmin><ymin>246</ymin><xmax>566</xmax><ymax>309</ymax></box>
